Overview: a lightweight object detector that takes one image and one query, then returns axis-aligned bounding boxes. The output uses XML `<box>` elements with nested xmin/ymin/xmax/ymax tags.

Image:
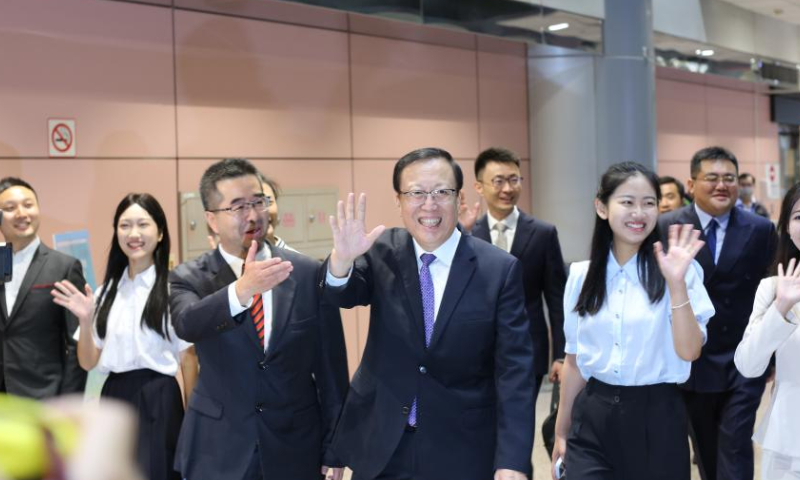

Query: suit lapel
<box><xmin>8</xmin><ymin>245</ymin><xmax>47</xmax><ymax>323</ymax></box>
<box><xmin>510</xmin><ymin>212</ymin><xmax>535</xmax><ymax>258</ymax></box>
<box><xmin>681</xmin><ymin>207</ymin><xmax>715</xmax><ymax>276</ymax></box>
<box><xmin>266</xmin><ymin>247</ymin><xmax>295</xmax><ymax>356</ymax></box>
<box><xmin>0</xmin><ymin>283</ymin><xmax>8</xmax><ymax>326</ymax></box>
<box><xmin>472</xmin><ymin>216</ymin><xmax>491</xmax><ymax>243</ymax></box>
<box><xmin>714</xmin><ymin>208</ymin><xmax>753</xmax><ymax>276</ymax></box>
<box><xmin>209</xmin><ymin>250</ymin><xmax>262</xmax><ymax>352</ymax></box>
<box><xmin>429</xmin><ymin>236</ymin><xmax>476</xmax><ymax>349</ymax></box>
<box><xmin>394</xmin><ymin>234</ymin><xmax>426</xmax><ymax>350</ymax></box>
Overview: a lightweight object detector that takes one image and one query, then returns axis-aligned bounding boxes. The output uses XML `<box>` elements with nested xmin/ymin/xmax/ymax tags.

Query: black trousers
<box><xmin>101</xmin><ymin>369</ymin><xmax>183</xmax><ymax>480</ymax></box>
<box><xmin>684</xmin><ymin>385</ymin><xmax>764</xmax><ymax>480</ymax></box>
<box><xmin>566</xmin><ymin>378</ymin><xmax>690</xmax><ymax>480</ymax></box>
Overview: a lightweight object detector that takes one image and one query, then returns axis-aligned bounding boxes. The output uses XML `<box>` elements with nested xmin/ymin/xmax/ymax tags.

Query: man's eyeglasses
<box><xmin>400</xmin><ymin>189</ymin><xmax>458</xmax><ymax>205</ymax></box>
<box><xmin>207</xmin><ymin>197</ymin><xmax>271</xmax><ymax>217</ymax></box>
<box><xmin>696</xmin><ymin>174</ymin><xmax>737</xmax><ymax>186</ymax></box>
<box><xmin>484</xmin><ymin>176</ymin><xmax>523</xmax><ymax>189</ymax></box>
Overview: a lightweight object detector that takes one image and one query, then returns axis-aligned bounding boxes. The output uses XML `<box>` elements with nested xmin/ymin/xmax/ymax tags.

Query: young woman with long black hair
<box><xmin>52</xmin><ymin>193</ymin><xmax>197</xmax><ymax>480</ymax></box>
<box><xmin>551</xmin><ymin>162</ymin><xmax>714</xmax><ymax>480</ymax></box>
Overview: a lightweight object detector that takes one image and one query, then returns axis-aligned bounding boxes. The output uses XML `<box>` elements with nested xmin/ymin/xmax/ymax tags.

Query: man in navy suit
<box><xmin>463</xmin><ymin>147</ymin><xmax>566</xmax><ymax>399</ymax></box>
<box><xmin>658</xmin><ymin>146</ymin><xmax>776</xmax><ymax>480</ymax></box>
<box><xmin>169</xmin><ymin>159</ymin><xmax>348</xmax><ymax>480</ymax></box>
<box><xmin>324</xmin><ymin>148</ymin><xmax>534</xmax><ymax>480</ymax></box>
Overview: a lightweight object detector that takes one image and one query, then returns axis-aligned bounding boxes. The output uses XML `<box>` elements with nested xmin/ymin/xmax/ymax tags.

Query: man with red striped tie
<box><xmin>169</xmin><ymin>158</ymin><xmax>349</xmax><ymax>480</ymax></box>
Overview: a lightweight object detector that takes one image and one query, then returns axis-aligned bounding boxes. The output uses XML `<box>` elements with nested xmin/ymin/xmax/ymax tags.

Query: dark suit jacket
<box><xmin>659</xmin><ymin>205</ymin><xmax>776</xmax><ymax>392</ymax></box>
<box><xmin>473</xmin><ymin>211</ymin><xmax>567</xmax><ymax>376</ymax></box>
<box><xmin>0</xmin><ymin>243</ymin><xmax>86</xmax><ymax>398</ymax></box>
<box><xmin>169</xmin><ymin>246</ymin><xmax>349</xmax><ymax>480</ymax></box>
<box><xmin>323</xmin><ymin>229</ymin><xmax>535</xmax><ymax>480</ymax></box>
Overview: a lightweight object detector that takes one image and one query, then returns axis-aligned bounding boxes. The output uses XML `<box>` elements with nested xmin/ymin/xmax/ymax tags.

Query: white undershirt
<box><xmin>222</xmin><ymin>243</ymin><xmax>273</xmax><ymax>352</ymax></box>
<box><xmin>4</xmin><ymin>236</ymin><xmax>41</xmax><ymax>314</ymax></box>
<box><xmin>486</xmin><ymin>207</ymin><xmax>519</xmax><ymax>253</ymax></box>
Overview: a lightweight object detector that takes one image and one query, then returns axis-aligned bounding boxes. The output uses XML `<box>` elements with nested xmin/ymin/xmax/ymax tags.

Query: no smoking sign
<box><xmin>48</xmin><ymin>118</ymin><xmax>76</xmax><ymax>157</ymax></box>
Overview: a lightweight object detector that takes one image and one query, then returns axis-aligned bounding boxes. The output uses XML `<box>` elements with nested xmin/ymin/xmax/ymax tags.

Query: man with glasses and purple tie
<box><xmin>659</xmin><ymin>146</ymin><xmax>776</xmax><ymax>480</ymax></box>
<box><xmin>168</xmin><ymin>158</ymin><xmax>348</xmax><ymax>480</ymax></box>
<box><xmin>323</xmin><ymin>148</ymin><xmax>535</xmax><ymax>480</ymax></box>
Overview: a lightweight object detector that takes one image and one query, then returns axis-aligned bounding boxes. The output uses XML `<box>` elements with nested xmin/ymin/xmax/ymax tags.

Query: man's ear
<box><xmin>686</xmin><ymin>178</ymin><xmax>695</xmax><ymax>197</ymax></box>
<box><xmin>205</xmin><ymin>211</ymin><xmax>218</xmax><ymax>235</ymax></box>
<box><xmin>594</xmin><ymin>198</ymin><xmax>608</xmax><ymax>220</ymax></box>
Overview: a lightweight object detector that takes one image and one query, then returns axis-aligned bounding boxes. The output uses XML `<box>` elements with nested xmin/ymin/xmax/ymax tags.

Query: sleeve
<box><xmin>678</xmin><ymin>260</ymin><xmax>715</xmax><ymax>344</ymax></box>
<box><xmin>324</xmin><ymin>264</ymin><xmax>351</xmax><ymax>287</ymax></box>
<box><xmin>227</xmin><ymin>283</ymin><xmax>251</xmax><ymax>317</ymax></box>
<box><xmin>543</xmin><ymin>227</ymin><xmax>568</xmax><ymax>360</ymax></box>
<box><xmin>169</xmin><ymin>267</ymin><xmax>246</xmax><ymax>343</ymax></box>
<box><xmin>320</xmin><ymin>255</ymin><xmax>372</xmax><ymax>309</ymax></box>
<box><xmin>90</xmin><ymin>285</ymin><xmax>105</xmax><ymax>349</ymax></box>
<box><xmin>735</xmin><ymin>278</ymin><xmax>799</xmax><ymax>378</ymax></box>
<box><xmin>167</xmin><ymin>314</ymin><xmax>193</xmax><ymax>352</ymax></box>
<box><xmin>563</xmin><ymin>262</ymin><xmax>586</xmax><ymax>355</ymax></box>
<box><xmin>59</xmin><ymin>258</ymin><xmax>88</xmax><ymax>394</ymax></box>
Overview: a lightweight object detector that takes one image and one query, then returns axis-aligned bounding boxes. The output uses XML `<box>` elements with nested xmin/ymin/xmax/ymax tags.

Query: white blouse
<box><xmin>735</xmin><ymin>277</ymin><xmax>800</xmax><ymax>465</ymax></box>
<box><xmin>78</xmin><ymin>265</ymin><xmax>191</xmax><ymax>376</ymax></box>
<box><xmin>564</xmin><ymin>251</ymin><xmax>714</xmax><ymax>386</ymax></box>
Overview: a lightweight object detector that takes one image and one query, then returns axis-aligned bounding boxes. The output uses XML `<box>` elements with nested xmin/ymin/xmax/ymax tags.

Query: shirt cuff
<box><xmin>228</xmin><ymin>283</ymin><xmax>252</xmax><ymax>317</ymax></box>
<box><xmin>325</xmin><ymin>265</ymin><xmax>352</xmax><ymax>287</ymax></box>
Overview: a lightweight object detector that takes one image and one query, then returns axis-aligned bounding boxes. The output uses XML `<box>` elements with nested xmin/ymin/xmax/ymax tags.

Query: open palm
<box><xmin>776</xmin><ymin>258</ymin><xmax>800</xmax><ymax>313</ymax></box>
<box><xmin>328</xmin><ymin>193</ymin><xmax>385</xmax><ymax>268</ymax></box>
<box><xmin>52</xmin><ymin>280</ymin><xmax>95</xmax><ymax>323</ymax></box>
<box><xmin>655</xmin><ymin>224</ymin><xmax>704</xmax><ymax>284</ymax></box>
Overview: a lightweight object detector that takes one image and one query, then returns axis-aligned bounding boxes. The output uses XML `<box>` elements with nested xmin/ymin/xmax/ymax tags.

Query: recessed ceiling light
<box><xmin>695</xmin><ymin>49</ymin><xmax>714</xmax><ymax>57</ymax></box>
<box><xmin>548</xmin><ymin>23</ymin><xmax>569</xmax><ymax>32</ymax></box>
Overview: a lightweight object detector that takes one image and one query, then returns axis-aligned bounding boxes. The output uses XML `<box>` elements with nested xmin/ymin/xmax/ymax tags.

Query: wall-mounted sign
<box><xmin>48</xmin><ymin>118</ymin><xmax>76</xmax><ymax>157</ymax></box>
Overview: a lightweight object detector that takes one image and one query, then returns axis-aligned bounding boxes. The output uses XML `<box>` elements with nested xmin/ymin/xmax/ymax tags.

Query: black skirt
<box><xmin>101</xmin><ymin>369</ymin><xmax>183</xmax><ymax>480</ymax></box>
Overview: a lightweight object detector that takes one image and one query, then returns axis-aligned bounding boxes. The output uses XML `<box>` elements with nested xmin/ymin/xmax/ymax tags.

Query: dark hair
<box><xmin>739</xmin><ymin>172</ymin><xmax>756</xmax><ymax>183</ymax></box>
<box><xmin>95</xmin><ymin>193</ymin><xmax>171</xmax><ymax>339</ymax></box>
<box><xmin>771</xmin><ymin>182</ymin><xmax>800</xmax><ymax>276</ymax></box>
<box><xmin>658</xmin><ymin>175</ymin><xmax>686</xmax><ymax>200</ymax></box>
<box><xmin>258</xmin><ymin>173</ymin><xmax>281</xmax><ymax>202</ymax></box>
<box><xmin>200</xmin><ymin>158</ymin><xmax>260</xmax><ymax>210</ymax></box>
<box><xmin>392</xmin><ymin>148</ymin><xmax>463</xmax><ymax>193</ymax></box>
<box><xmin>690</xmin><ymin>146</ymin><xmax>739</xmax><ymax>179</ymax></box>
<box><xmin>0</xmin><ymin>177</ymin><xmax>37</xmax><ymax>198</ymax></box>
<box><xmin>574</xmin><ymin>162</ymin><xmax>666</xmax><ymax>316</ymax></box>
<box><xmin>474</xmin><ymin>147</ymin><xmax>520</xmax><ymax>179</ymax></box>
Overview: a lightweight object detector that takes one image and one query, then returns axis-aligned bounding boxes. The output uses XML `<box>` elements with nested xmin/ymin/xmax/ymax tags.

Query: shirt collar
<box><xmin>487</xmin><ymin>206</ymin><xmax>519</xmax><ymax>231</ymax></box>
<box><xmin>694</xmin><ymin>203</ymin><xmax>731</xmax><ymax>231</ymax></box>
<box><xmin>218</xmin><ymin>242</ymin><xmax>271</xmax><ymax>278</ymax></box>
<box><xmin>120</xmin><ymin>264</ymin><xmax>156</xmax><ymax>288</ymax></box>
<box><xmin>606</xmin><ymin>249</ymin><xmax>640</xmax><ymax>285</ymax></box>
<box><xmin>412</xmin><ymin>228</ymin><xmax>461</xmax><ymax>269</ymax></box>
<box><xmin>13</xmin><ymin>236</ymin><xmax>41</xmax><ymax>263</ymax></box>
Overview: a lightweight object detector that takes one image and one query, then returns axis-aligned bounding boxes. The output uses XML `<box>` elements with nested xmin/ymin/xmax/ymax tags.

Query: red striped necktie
<box><xmin>242</xmin><ymin>263</ymin><xmax>265</xmax><ymax>349</ymax></box>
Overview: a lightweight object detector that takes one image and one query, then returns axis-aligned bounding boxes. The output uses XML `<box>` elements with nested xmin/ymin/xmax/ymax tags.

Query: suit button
<box><xmin>401</xmin><ymin>406</ymin><xmax>410</xmax><ymax>415</ymax></box>
<box><xmin>724</xmin><ymin>299</ymin><xmax>731</xmax><ymax>306</ymax></box>
<box><xmin>255</xmin><ymin>403</ymin><xmax>263</xmax><ymax>413</ymax></box>
<box><xmin>419</xmin><ymin>365</ymin><xmax>427</xmax><ymax>374</ymax></box>
<box><xmin>258</xmin><ymin>361</ymin><xmax>268</xmax><ymax>370</ymax></box>
<box><xmin>722</xmin><ymin>326</ymin><xmax>729</xmax><ymax>333</ymax></box>
<box><xmin>614</xmin><ymin>396</ymin><xmax>620</xmax><ymax>403</ymax></box>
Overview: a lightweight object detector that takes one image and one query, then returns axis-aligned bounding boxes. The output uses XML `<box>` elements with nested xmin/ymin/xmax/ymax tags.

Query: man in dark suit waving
<box><xmin>324</xmin><ymin>148</ymin><xmax>534</xmax><ymax>480</ymax></box>
<box><xmin>464</xmin><ymin>147</ymin><xmax>567</xmax><ymax>399</ymax></box>
<box><xmin>0</xmin><ymin>177</ymin><xmax>86</xmax><ymax>398</ymax></box>
<box><xmin>658</xmin><ymin>146</ymin><xmax>776</xmax><ymax>480</ymax></box>
<box><xmin>169</xmin><ymin>159</ymin><xmax>348</xmax><ymax>480</ymax></box>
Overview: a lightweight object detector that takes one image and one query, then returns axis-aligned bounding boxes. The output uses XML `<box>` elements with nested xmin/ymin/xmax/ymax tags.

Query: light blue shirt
<box><xmin>563</xmin><ymin>251</ymin><xmax>715</xmax><ymax>386</ymax></box>
<box><xmin>694</xmin><ymin>204</ymin><xmax>731</xmax><ymax>264</ymax></box>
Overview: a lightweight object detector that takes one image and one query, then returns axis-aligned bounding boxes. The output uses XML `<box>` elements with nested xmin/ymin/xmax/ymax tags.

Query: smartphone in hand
<box><xmin>554</xmin><ymin>457</ymin><xmax>566</xmax><ymax>479</ymax></box>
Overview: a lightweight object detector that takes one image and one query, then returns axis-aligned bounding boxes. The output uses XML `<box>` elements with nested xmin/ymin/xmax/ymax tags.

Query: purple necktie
<box><xmin>408</xmin><ymin>253</ymin><xmax>436</xmax><ymax>427</ymax></box>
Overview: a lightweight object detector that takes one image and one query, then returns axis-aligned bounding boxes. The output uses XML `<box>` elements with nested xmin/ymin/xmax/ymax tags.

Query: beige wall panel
<box><xmin>0</xmin><ymin>159</ymin><xmax>178</xmax><ymax>283</ymax></box>
<box><xmin>339</xmin><ymin>308</ymin><xmax>361</xmax><ymax>377</ymax></box>
<box><xmin>175</xmin><ymin>0</ymin><xmax>348</xmax><ymax>31</ymax></box>
<box><xmin>175</xmin><ymin>11</ymin><xmax>352</xmax><ymax>159</ymax></box>
<box><xmin>477</xmin><ymin>51</ymin><xmax>529</xmax><ymax>157</ymax></box>
<box><xmin>350</xmin><ymin>35</ymin><xmax>480</xmax><ymax>160</ymax></box>
<box><xmin>348</xmin><ymin>14</ymin><xmax>475</xmax><ymax>50</ymax></box>
<box><xmin>0</xmin><ymin>0</ymin><xmax>175</xmax><ymax>159</ymax></box>
<box><xmin>352</xmin><ymin>160</ymin><xmax>403</xmax><ymax>231</ymax></box>
<box><xmin>656</xmin><ymin>79</ymin><xmax>708</xmax><ymax>163</ymax></box>
<box><xmin>705</xmin><ymin>87</ymin><xmax>756</xmax><ymax>163</ymax></box>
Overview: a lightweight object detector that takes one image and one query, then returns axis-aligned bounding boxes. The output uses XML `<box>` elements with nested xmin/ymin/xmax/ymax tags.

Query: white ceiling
<box><xmin>719</xmin><ymin>0</ymin><xmax>800</xmax><ymax>25</ymax></box>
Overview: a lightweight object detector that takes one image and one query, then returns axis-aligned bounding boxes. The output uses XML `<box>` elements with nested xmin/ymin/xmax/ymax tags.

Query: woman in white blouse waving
<box><xmin>735</xmin><ymin>182</ymin><xmax>800</xmax><ymax>480</ymax></box>
<box><xmin>51</xmin><ymin>193</ymin><xmax>198</xmax><ymax>480</ymax></box>
<box><xmin>551</xmin><ymin>162</ymin><xmax>715</xmax><ymax>480</ymax></box>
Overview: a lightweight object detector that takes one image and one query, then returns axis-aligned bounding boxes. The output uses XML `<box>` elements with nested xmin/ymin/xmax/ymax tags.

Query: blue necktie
<box><xmin>706</xmin><ymin>219</ymin><xmax>718</xmax><ymax>264</ymax></box>
<box><xmin>408</xmin><ymin>253</ymin><xmax>436</xmax><ymax>427</ymax></box>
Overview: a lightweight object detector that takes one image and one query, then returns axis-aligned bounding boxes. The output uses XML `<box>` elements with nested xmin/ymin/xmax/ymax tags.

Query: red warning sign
<box><xmin>48</xmin><ymin>119</ymin><xmax>76</xmax><ymax>157</ymax></box>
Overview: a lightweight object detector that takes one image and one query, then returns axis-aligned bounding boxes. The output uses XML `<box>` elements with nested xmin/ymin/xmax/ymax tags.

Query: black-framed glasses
<box><xmin>207</xmin><ymin>197</ymin><xmax>271</xmax><ymax>217</ymax></box>
<box><xmin>485</xmin><ymin>175</ymin><xmax>523</xmax><ymax>189</ymax></box>
<box><xmin>400</xmin><ymin>189</ymin><xmax>458</xmax><ymax>205</ymax></box>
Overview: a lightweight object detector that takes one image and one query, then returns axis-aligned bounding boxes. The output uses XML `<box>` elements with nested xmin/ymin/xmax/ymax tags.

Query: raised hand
<box><xmin>235</xmin><ymin>240</ymin><xmax>293</xmax><ymax>305</ymax></box>
<box><xmin>52</xmin><ymin>280</ymin><xmax>95</xmax><ymax>325</ymax></box>
<box><xmin>654</xmin><ymin>224</ymin><xmax>704</xmax><ymax>285</ymax></box>
<box><xmin>458</xmin><ymin>198</ymin><xmax>481</xmax><ymax>233</ymax></box>
<box><xmin>775</xmin><ymin>258</ymin><xmax>800</xmax><ymax>316</ymax></box>
<box><xmin>328</xmin><ymin>193</ymin><xmax>385</xmax><ymax>277</ymax></box>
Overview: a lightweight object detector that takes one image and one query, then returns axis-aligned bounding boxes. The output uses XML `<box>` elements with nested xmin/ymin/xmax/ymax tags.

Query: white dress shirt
<box><xmin>486</xmin><ymin>207</ymin><xmax>519</xmax><ymax>253</ymax></box>
<box><xmin>564</xmin><ymin>251</ymin><xmax>714</xmax><ymax>386</ymax></box>
<box><xmin>4</xmin><ymin>236</ymin><xmax>40</xmax><ymax>314</ymax></box>
<box><xmin>695</xmin><ymin>204</ymin><xmax>731</xmax><ymax>264</ymax></box>
<box><xmin>735</xmin><ymin>277</ymin><xmax>800</xmax><ymax>467</ymax></box>
<box><xmin>221</xmin><ymin>243</ymin><xmax>273</xmax><ymax>352</ymax></box>
<box><xmin>87</xmin><ymin>265</ymin><xmax>191</xmax><ymax>375</ymax></box>
<box><xmin>327</xmin><ymin>229</ymin><xmax>462</xmax><ymax>323</ymax></box>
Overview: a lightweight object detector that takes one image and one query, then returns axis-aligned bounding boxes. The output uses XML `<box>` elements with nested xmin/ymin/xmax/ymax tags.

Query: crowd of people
<box><xmin>0</xmin><ymin>144</ymin><xmax>797</xmax><ymax>480</ymax></box>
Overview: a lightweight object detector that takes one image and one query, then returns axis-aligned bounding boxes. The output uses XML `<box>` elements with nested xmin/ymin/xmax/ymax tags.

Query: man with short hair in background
<box><xmin>736</xmin><ymin>172</ymin><xmax>770</xmax><ymax>219</ymax></box>
<box><xmin>0</xmin><ymin>176</ymin><xmax>86</xmax><ymax>398</ymax></box>
<box><xmin>659</xmin><ymin>175</ymin><xmax>687</xmax><ymax>214</ymax></box>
